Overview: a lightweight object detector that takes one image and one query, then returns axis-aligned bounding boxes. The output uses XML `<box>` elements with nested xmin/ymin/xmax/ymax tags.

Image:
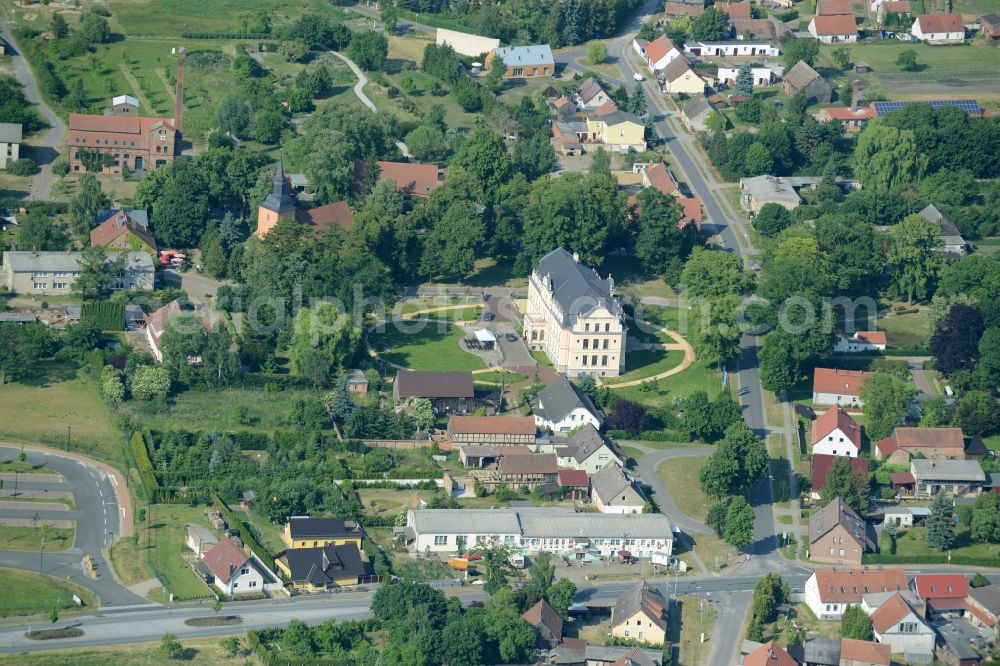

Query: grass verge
<box><xmin>0</xmin><ymin>525</ymin><xmax>74</xmax><ymax>552</ymax></box>
<box><xmin>657</xmin><ymin>456</ymin><xmax>711</xmax><ymax>522</ymax></box>
<box><xmin>0</xmin><ymin>568</ymin><xmax>97</xmax><ymax>617</ymax></box>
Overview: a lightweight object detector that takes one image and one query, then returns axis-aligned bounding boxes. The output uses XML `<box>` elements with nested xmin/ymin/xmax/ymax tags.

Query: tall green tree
<box><xmin>16</xmin><ymin>209</ymin><xmax>67</xmax><ymax>251</ymax></box>
<box><xmin>0</xmin><ymin>323</ymin><xmax>53</xmax><ymax>385</ymax></box>
<box><xmin>451</xmin><ymin>126</ymin><xmax>512</xmax><ymax>203</ymax></box>
<box><xmin>288</xmin><ymin>302</ymin><xmax>363</xmax><ymax>389</ymax></box>
<box><xmin>700</xmin><ymin>422</ymin><xmax>768</xmax><ymax>498</ymax></box>
<box><xmin>68</xmin><ymin>173</ymin><xmax>110</xmax><ymax>238</ymax></box>
<box><xmin>347</xmin><ymin>31</ymin><xmax>389</xmax><ymax>71</ymax></box>
<box><xmin>680</xmin><ymin>247</ymin><xmax>753</xmax><ymax>299</ymax></box>
<box><xmin>854</xmin><ymin>124</ymin><xmax>928</xmax><ymax>193</ymax></box>
<box><xmin>841</xmin><ymin>605</ymin><xmax>874</xmax><ymax>640</ymax></box>
<box><xmin>930</xmin><ymin>304</ymin><xmax>984</xmax><ymax>375</ymax></box>
<box><xmin>724</xmin><ymin>495</ymin><xmax>756</xmax><ymax>549</ymax></box>
<box><xmin>819</xmin><ymin>456</ymin><xmax>868</xmax><ymax>514</ymax></box>
<box><xmin>926</xmin><ymin>490</ymin><xmax>955</xmax><ymax>551</ymax></box>
<box><xmin>733</xmin><ymin>63</ymin><xmax>754</xmax><ymax>96</ymax></box>
<box><xmin>859</xmin><ymin>372</ymin><xmax>917</xmax><ymax>440</ymax></box>
<box><xmin>886</xmin><ymin>213</ymin><xmax>944</xmax><ymax>303</ymax></box>
<box><xmin>759</xmin><ymin>331</ymin><xmax>801</xmax><ymax>394</ymax></box>
<box><xmin>692</xmin><ymin>7</ymin><xmax>728</xmax><ymax>40</ymax></box>
<box><xmin>72</xmin><ymin>245</ymin><xmax>126</xmax><ymax>300</ymax></box>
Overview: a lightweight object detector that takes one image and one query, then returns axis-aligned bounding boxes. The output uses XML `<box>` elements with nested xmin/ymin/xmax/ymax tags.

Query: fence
<box><xmin>362</xmin><ymin>439</ymin><xmax>432</xmax><ymax>449</ymax></box>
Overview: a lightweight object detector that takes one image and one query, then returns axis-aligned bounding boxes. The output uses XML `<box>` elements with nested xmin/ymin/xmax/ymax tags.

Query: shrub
<box><xmin>52</xmin><ymin>159</ymin><xmax>70</xmax><ymax>176</ymax></box>
<box><xmin>7</xmin><ymin>158</ymin><xmax>38</xmax><ymax>176</ymax></box>
<box><xmin>81</xmin><ymin>299</ymin><xmax>125</xmax><ymax>331</ymax></box>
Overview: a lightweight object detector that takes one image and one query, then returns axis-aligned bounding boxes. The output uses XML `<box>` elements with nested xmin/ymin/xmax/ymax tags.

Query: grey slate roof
<box><xmin>919</xmin><ymin>204</ymin><xmax>966</xmax><ymax>244</ymax></box>
<box><xmin>97</xmin><ymin>208</ymin><xmax>149</xmax><ymax>229</ymax></box>
<box><xmin>682</xmin><ymin>94</ymin><xmax>712</xmax><ymax>121</ymax></box>
<box><xmin>395</xmin><ymin>370</ymin><xmax>475</xmax><ymax>399</ymax></box>
<box><xmin>613</xmin><ymin>582</ymin><xmax>668</xmax><ymax>631</ymax></box>
<box><xmin>784</xmin><ymin>60</ymin><xmax>822</xmax><ymax>89</ymax></box>
<box><xmin>286</xmin><ymin>516</ymin><xmax>362</xmax><ymax>540</ymax></box>
<box><xmin>968</xmin><ymin>584</ymin><xmax>1000</xmax><ymax>614</ymax></box>
<box><xmin>598</xmin><ymin>110</ymin><xmax>643</xmax><ymax>126</ymax></box>
<box><xmin>911</xmin><ymin>459</ymin><xmax>986</xmax><ymax>482</ymax></box>
<box><xmin>494</xmin><ymin>44</ymin><xmax>555</xmax><ymax>67</ymax></box>
<box><xmin>278</xmin><ymin>544</ymin><xmax>369</xmax><ymax>585</ymax></box>
<box><xmin>409</xmin><ymin>507</ymin><xmax>673</xmax><ymax>540</ymax></box>
<box><xmin>591</xmin><ymin>463</ymin><xmax>644</xmax><ymax>506</ymax></box>
<box><xmin>803</xmin><ymin>638</ymin><xmax>841</xmax><ymax>666</ymax></box>
<box><xmin>534</xmin><ymin>247</ymin><xmax>622</xmax><ymax>319</ymax></box>
<box><xmin>577</xmin><ymin>78</ymin><xmax>605</xmax><ymax>104</ymax></box>
<box><xmin>564</xmin><ymin>424</ymin><xmax>618</xmax><ymax>463</ymax></box>
<box><xmin>0</xmin><ymin>123</ymin><xmax>23</xmax><ymax>144</ymax></box>
<box><xmin>409</xmin><ymin>509</ymin><xmax>523</xmax><ymax>535</ymax></box>
<box><xmin>585</xmin><ymin>645</ymin><xmax>663</xmax><ymax>665</ymax></box>
<box><xmin>536</xmin><ymin>376</ymin><xmax>602</xmax><ymax>424</ymax></box>
<box><xmin>261</xmin><ymin>160</ymin><xmax>296</xmax><ymax>214</ymax></box>
<box><xmin>3</xmin><ymin>250</ymin><xmax>153</xmax><ymax>273</ymax></box>
<box><xmin>809</xmin><ymin>497</ymin><xmax>876</xmax><ymax>551</ymax></box>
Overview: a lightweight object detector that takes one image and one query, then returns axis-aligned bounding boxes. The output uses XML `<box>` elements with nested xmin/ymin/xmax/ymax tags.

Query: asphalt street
<box><xmin>0</xmin><ymin>446</ymin><xmax>146</xmax><ymax>608</ymax></box>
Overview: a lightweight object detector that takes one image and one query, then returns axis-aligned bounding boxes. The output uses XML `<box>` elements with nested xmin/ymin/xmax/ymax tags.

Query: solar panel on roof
<box><xmin>874</xmin><ymin>99</ymin><xmax>980</xmax><ymax>116</ymax></box>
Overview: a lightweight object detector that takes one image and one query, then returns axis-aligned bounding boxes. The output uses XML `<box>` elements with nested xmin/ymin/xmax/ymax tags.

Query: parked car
<box><xmin>633</xmin><ymin>72</ymin><xmax>644</xmax><ymax>81</ymax></box>
<box><xmin>483</xmin><ymin>311</ymin><xmax>495</xmax><ymax>321</ymax></box>
<box><xmin>505</xmin><ymin>333</ymin><xmax>517</xmax><ymax>342</ymax></box>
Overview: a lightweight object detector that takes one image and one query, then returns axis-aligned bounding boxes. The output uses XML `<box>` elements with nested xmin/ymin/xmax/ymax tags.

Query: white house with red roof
<box><xmin>805</xmin><ymin>568</ymin><xmax>908</xmax><ymax>620</ymax></box>
<box><xmin>812</xmin><ymin>368</ymin><xmax>870</xmax><ymax>407</ymax></box>
<box><xmin>808</xmin><ymin>14</ymin><xmax>859</xmax><ymax>42</ymax></box>
<box><xmin>912</xmin><ymin>13</ymin><xmax>966</xmax><ymax>43</ymax></box>
<box><xmin>201</xmin><ymin>538</ymin><xmax>276</xmax><ymax>595</ymax></box>
<box><xmin>833</xmin><ymin>330</ymin><xmax>887</xmax><ymax>353</ymax></box>
<box><xmin>636</xmin><ymin>35</ymin><xmax>683</xmax><ymax>72</ymax></box>
<box><xmin>862</xmin><ymin>591</ymin><xmax>936</xmax><ymax>658</ymax></box>
<box><xmin>811</xmin><ymin>405</ymin><xmax>862</xmax><ymax>457</ymax></box>
<box><xmin>912</xmin><ymin>574</ymin><xmax>970</xmax><ymax>617</ymax></box>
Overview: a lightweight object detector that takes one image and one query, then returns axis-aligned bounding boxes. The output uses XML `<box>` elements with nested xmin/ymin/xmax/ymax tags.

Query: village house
<box><xmin>2</xmin><ymin>250</ymin><xmax>154</xmax><ymax>297</ymax></box>
<box><xmin>523</xmin><ymin>598</ymin><xmax>563</xmax><ymax>648</ymax></box>
<box><xmin>611</xmin><ymin>582</ymin><xmax>669</xmax><ymax>645</ymax></box>
<box><xmin>910</xmin><ymin>459</ymin><xmax>985</xmax><ymax>498</ymax></box>
<box><xmin>448</xmin><ymin>415</ymin><xmax>537</xmax><ymax>446</ymax></box>
<box><xmin>661</xmin><ymin>57</ymin><xmax>707</xmax><ymax>95</ymax></box>
<box><xmin>534</xmin><ymin>377</ymin><xmax>604</xmax><ymax>432</ymax></box>
<box><xmin>874</xmin><ymin>427</ymin><xmax>968</xmax><ymax>462</ymax></box>
<box><xmin>981</xmin><ymin>12</ymin><xmax>1000</xmax><ymax>45</ymax></box>
<box><xmin>400</xmin><ymin>507</ymin><xmax>674</xmax><ymax>560</ymax></box>
<box><xmin>833</xmin><ymin>331</ymin><xmax>887</xmax><ymax>353</ymax></box>
<box><xmin>808</xmin><ymin>497</ymin><xmax>875</xmax><ymax>566</ymax></box>
<box><xmin>393</xmin><ymin>370</ymin><xmax>478</xmax><ymax>414</ymax></box>
<box><xmin>818</xmin><ymin>104</ymin><xmax>874</xmax><ymax>131</ymax></box>
<box><xmin>640</xmin><ymin>161</ymin><xmax>678</xmax><ymax>195</ymax></box>
<box><xmin>718</xmin><ymin>1</ymin><xmax>752</xmax><ymax>21</ymax></box>
<box><xmin>201</xmin><ymin>538</ymin><xmax>281</xmax><ymax>596</ymax></box>
<box><xmin>524</xmin><ymin>248</ymin><xmax>627</xmax><ymax>377</ymax></box>
<box><xmin>375</xmin><ymin>161</ymin><xmax>443</xmax><ymax>197</ymax></box>
<box><xmin>812</xmin><ymin>368</ymin><xmax>870</xmax><ymax>407</ymax></box>
<box><xmin>681</xmin><ymin>94</ymin><xmax>715</xmax><ymax>132</ymax></box>
<box><xmin>282</xmin><ymin>516</ymin><xmax>363</xmax><ymax>549</ymax></box>
<box><xmin>911</xmin><ymin>13</ymin><xmax>966</xmax><ymax>43</ymax></box>
<box><xmin>838</xmin><ymin>638</ymin><xmax>891</xmax><ymax>666</ymax></box>
<box><xmin>635</xmin><ymin>34</ymin><xmax>684</xmax><ymax>72</ymax></box>
<box><xmin>457</xmin><ymin>444</ymin><xmax>533</xmax><ymax>468</ymax></box>
<box><xmin>275</xmin><ymin>543</ymin><xmax>372</xmax><ymax>590</ymax></box>
<box><xmin>476</xmin><ymin>453</ymin><xmax>559</xmax><ymax>491</ymax></box>
<box><xmin>812</xmin><ymin>405</ymin><xmax>862</xmax><ymax>457</ymax></box>
<box><xmin>487</xmin><ymin>45</ymin><xmax>555</xmax><ymax>77</ymax></box>
<box><xmin>805</xmin><ymin>569</ymin><xmax>908</xmax><ymax>620</ymax></box>
<box><xmin>591</xmin><ymin>463</ymin><xmax>645</xmax><ymax>513</ymax></box>
<box><xmin>663</xmin><ymin>0</ymin><xmax>706</xmax><ymax>19</ymax></box>
<box><xmin>740</xmin><ymin>175</ymin><xmax>805</xmax><ymax>212</ymax></box>
<box><xmin>684</xmin><ymin>40</ymin><xmax>781</xmax><ymax>57</ymax></box>
<box><xmin>862</xmin><ymin>591</ymin><xmax>936</xmax><ymax>660</ymax></box>
<box><xmin>874</xmin><ymin>0</ymin><xmax>912</xmax><ymax>21</ymax></box>
<box><xmin>0</xmin><ymin>123</ymin><xmax>22</xmax><ymax>169</ymax></box>
<box><xmin>435</xmin><ymin>28</ymin><xmax>499</xmax><ymax>57</ymax></box>
<box><xmin>783</xmin><ymin>61</ymin><xmax>834</xmax><ymax>103</ymax></box>
<box><xmin>809</xmin><ymin>14</ymin><xmax>859</xmax><ymax>42</ymax></box>
<box><xmin>555</xmin><ymin>424</ymin><xmax>622</xmax><ymax>473</ymax></box>
<box><xmin>557</xmin><ymin>468</ymin><xmax>590</xmax><ymax>500</ymax></box>
<box><xmin>68</xmin><ymin>95</ymin><xmax>179</xmax><ymax>173</ymax></box>
<box><xmin>811</xmin><ymin>455</ymin><xmax>869</xmax><ymax>501</ymax></box>
<box><xmin>732</xmin><ymin>17</ymin><xmax>782</xmax><ymax>40</ymax></box>
<box><xmin>90</xmin><ymin>208</ymin><xmax>156</xmax><ymax>254</ymax></box>
<box><xmin>912</xmin><ymin>574</ymin><xmax>969</xmax><ymax>618</ymax></box>
<box><xmin>744</xmin><ymin>640</ymin><xmax>798</xmax><ymax>666</ymax></box>
<box><xmin>965</xmin><ymin>585</ymin><xmax>1000</xmax><ymax>638</ymax></box>
<box><xmin>919</xmin><ymin>204</ymin><xmax>968</xmax><ymax>258</ymax></box>
<box><xmin>576</xmin><ymin>78</ymin><xmax>611</xmax><ymax>109</ymax></box>
<box><xmin>585</xmin><ymin>110</ymin><xmax>647</xmax><ymax>152</ymax></box>
<box><xmin>718</xmin><ymin>64</ymin><xmax>775</xmax><ymax>87</ymax></box>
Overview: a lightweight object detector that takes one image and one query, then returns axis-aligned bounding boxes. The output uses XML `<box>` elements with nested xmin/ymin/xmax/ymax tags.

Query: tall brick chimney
<box><xmin>174</xmin><ymin>47</ymin><xmax>185</xmax><ymax>132</ymax></box>
<box><xmin>851</xmin><ymin>80</ymin><xmax>862</xmax><ymax>112</ymax></box>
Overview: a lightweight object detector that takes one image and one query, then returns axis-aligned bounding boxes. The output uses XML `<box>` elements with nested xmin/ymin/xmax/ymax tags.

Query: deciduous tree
<box><xmin>930</xmin><ymin>303</ymin><xmax>985</xmax><ymax>375</ymax></box>
<box><xmin>859</xmin><ymin>372</ymin><xmax>916</xmax><ymax>440</ymax></box>
<box><xmin>819</xmin><ymin>456</ymin><xmax>868</xmax><ymax>514</ymax></box>
<box><xmin>886</xmin><ymin>213</ymin><xmax>943</xmax><ymax>303</ymax></box>
<box><xmin>724</xmin><ymin>495</ymin><xmax>755</xmax><ymax>549</ymax></box>
<box><xmin>841</xmin><ymin>605</ymin><xmax>874</xmax><ymax>640</ymax></box>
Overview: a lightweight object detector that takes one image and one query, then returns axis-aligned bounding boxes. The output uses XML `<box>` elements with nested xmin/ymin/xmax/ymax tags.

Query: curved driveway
<box><xmin>0</xmin><ymin>445</ymin><xmax>147</xmax><ymax>608</ymax></box>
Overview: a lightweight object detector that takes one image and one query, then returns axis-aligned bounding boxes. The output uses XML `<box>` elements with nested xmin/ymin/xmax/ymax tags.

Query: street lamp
<box><xmin>39</xmin><ymin>536</ymin><xmax>45</xmax><ymax>573</ymax></box>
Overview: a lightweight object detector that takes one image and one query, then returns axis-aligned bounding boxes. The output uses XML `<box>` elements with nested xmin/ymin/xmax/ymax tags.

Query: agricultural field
<box><xmin>106</xmin><ymin>0</ymin><xmax>342</xmax><ymax>37</ymax></box>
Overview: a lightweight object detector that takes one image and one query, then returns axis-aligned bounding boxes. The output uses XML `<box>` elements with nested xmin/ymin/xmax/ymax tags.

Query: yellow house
<box><xmin>611</xmin><ymin>582</ymin><xmax>669</xmax><ymax>645</ymax></box>
<box><xmin>585</xmin><ymin>111</ymin><xmax>647</xmax><ymax>152</ymax></box>
<box><xmin>662</xmin><ymin>57</ymin><xmax>706</xmax><ymax>95</ymax></box>
<box><xmin>275</xmin><ymin>544</ymin><xmax>372</xmax><ymax>590</ymax></box>
<box><xmin>282</xmin><ymin>517</ymin><xmax>363</xmax><ymax>549</ymax></box>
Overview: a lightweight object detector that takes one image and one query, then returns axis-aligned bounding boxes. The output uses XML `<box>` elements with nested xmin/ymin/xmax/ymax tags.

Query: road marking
<box><xmin>110</xmin><ymin>476</ymin><xmax>117</xmax><ymax>487</ymax></box>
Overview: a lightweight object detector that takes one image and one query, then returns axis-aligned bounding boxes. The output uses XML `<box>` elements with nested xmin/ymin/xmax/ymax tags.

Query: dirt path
<box><xmin>117</xmin><ymin>63</ymin><xmax>155</xmax><ymax>114</ymax></box>
<box><xmin>153</xmin><ymin>67</ymin><xmax>176</xmax><ymax>104</ymax></box>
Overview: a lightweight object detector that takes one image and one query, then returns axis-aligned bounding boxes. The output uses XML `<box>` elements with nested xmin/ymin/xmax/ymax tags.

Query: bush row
<box><xmin>130</xmin><ymin>431</ymin><xmax>159</xmax><ymax>500</ymax></box>
<box><xmin>213</xmin><ymin>493</ymin><xmax>276</xmax><ymax>572</ymax></box>
<box><xmin>81</xmin><ymin>300</ymin><xmax>125</xmax><ymax>331</ymax></box>
<box><xmin>180</xmin><ymin>32</ymin><xmax>275</xmax><ymax>40</ymax></box>
<box><xmin>863</xmin><ymin>553</ymin><xmax>999</xmax><ymax>567</ymax></box>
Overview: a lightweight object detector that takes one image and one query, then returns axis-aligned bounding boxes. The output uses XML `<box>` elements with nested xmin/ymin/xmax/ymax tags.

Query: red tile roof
<box><xmin>644</xmin><ymin>35</ymin><xmax>678</xmax><ymax>64</ymax></box>
<box><xmin>664</xmin><ymin>1</ymin><xmax>705</xmax><ymax>16</ymax></box>
<box><xmin>915</xmin><ymin>12</ymin><xmax>964</xmax><ymax>33</ymax></box>
<box><xmin>869</xmin><ymin>592</ymin><xmax>918</xmax><ymax>634</ymax></box>
<box><xmin>523</xmin><ymin>598</ymin><xmax>564</xmax><ymax>638</ymax></box>
<box><xmin>69</xmin><ymin>113</ymin><xmax>175</xmax><ymax>135</ymax></box>
<box><xmin>811</xmin><ymin>454</ymin><xmax>869</xmax><ymax>493</ymax></box>
<box><xmin>376</xmin><ymin>161</ymin><xmax>441</xmax><ymax>196</ymax></box>
<box><xmin>645</xmin><ymin>162</ymin><xmax>677</xmax><ymax>195</ymax></box>
<box><xmin>822</xmin><ymin>106</ymin><xmax>877</xmax><ymax>121</ymax></box>
<box><xmin>593</xmin><ymin>99</ymin><xmax>619</xmax><ymax>116</ymax></box>
<box><xmin>558</xmin><ymin>469</ymin><xmax>590</xmax><ymax>488</ymax></box>
<box><xmin>891</xmin><ymin>427</ymin><xmax>965</xmax><ymax>452</ymax></box>
<box><xmin>449</xmin><ymin>415</ymin><xmax>537</xmax><ymax>436</ymax></box>
<box><xmin>839</xmin><ymin>638</ymin><xmax>890</xmax><ymax>665</ymax></box>
<box><xmin>853</xmin><ymin>330</ymin><xmax>887</xmax><ymax>345</ymax></box>
<box><xmin>875</xmin><ymin>437</ymin><xmax>899</xmax><ymax>456</ymax></box>
<box><xmin>677</xmin><ymin>196</ymin><xmax>703</xmax><ymax>229</ymax></box>
<box><xmin>498</xmin><ymin>453</ymin><xmax>559</xmax><ymax>475</ymax></box>
<box><xmin>811</xmin><ymin>569</ymin><xmax>908</xmax><ymax>604</ymax></box>
<box><xmin>295</xmin><ymin>201</ymin><xmax>354</xmax><ymax>231</ymax></box>
<box><xmin>812</xmin><ymin>368</ymin><xmax>870</xmax><ymax>396</ymax></box>
<box><xmin>889</xmin><ymin>472</ymin><xmax>915</xmax><ymax>485</ymax></box>
<box><xmin>817</xmin><ymin>0</ymin><xmax>854</xmax><ymax>14</ymax></box>
<box><xmin>202</xmin><ymin>538</ymin><xmax>248</xmax><ymax>584</ymax></box>
<box><xmin>89</xmin><ymin>210</ymin><xmax>156</xmax><ymax>250</ymax></box>
<box><xmin>718</xmin><ymin>1</ymin><xmax>753</xmax><ymax>19</ymax></box>
<box><xmin>882</xmin><ymin>0</ymin><xmax>911</xmax><ymax>10</ymax></box>
<box><xmin>743</xmin><ymin>640</ymin><xmax>798</xmax><ymax>666</ymax></box>
<box><xmin>811</xmin><ymin>14</ymin><xmax>859</xmax><ymax>35</ymax></box>
<box><xmin>811</xmin><ymin>405</ymin><xmax>862</xmax><ymax>448</ymax></box>
<box><xmin>966</xmin><ymin>600</ymin><xmax>998</xmax><ymax>627</ymax></box>
<box><xmin>913</xmin><ymin>574</ymin><xmax>969</xmax><ymax>601</ymax></box>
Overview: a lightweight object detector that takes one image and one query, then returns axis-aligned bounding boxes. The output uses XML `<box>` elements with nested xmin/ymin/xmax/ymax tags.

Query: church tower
<box><xmin>255</xmin><ymin>160</ymin><xmax>297</xmax><ymax>238</ymax></box>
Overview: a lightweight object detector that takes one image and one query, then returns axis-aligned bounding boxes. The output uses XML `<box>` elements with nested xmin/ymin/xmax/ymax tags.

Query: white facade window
<box><xmin>33</xmin><ymin>282</ymin><xmax>46</xmax><ymax>290</ymax></box>
<box><xmin>53</xmin><ymin>282</ymin><xmax>68</xmax><ymax>289</ymax></box>
<box><xmin>434</xmin><ymin>535</ymin><xmax>448</xmax><ymax>545</ymax></box>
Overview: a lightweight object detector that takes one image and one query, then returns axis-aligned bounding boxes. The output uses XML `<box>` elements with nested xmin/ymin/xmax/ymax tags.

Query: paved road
<box><xmin>0</xmin><ymin>446</ymin><xmax>146</xmax><ymax>609</ymax></box>
<box><xmin>0</xmin><ymin>22</ymin><xmax>65</xmax><ymax>200</ymax></box>
<box><xmin>160</xmin><ymin>269</ymin><xmax>229</xmax><ymax>305</ymax></box>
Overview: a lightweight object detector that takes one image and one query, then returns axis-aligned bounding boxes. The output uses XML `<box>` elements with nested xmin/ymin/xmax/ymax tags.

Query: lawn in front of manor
<box><xmin>609</xmin><ymin>358</ymin><xmax>722</xmax><ymax>408</ymax></box>
<box><xmin>372</xmin><ymin>319</ymin><xmax>486</xmax><ymax>371</ymax></box>
<box><xmin>605</xmin><ymin>349</ymin><xmax>684</xmax><ymax>384</ymax></box>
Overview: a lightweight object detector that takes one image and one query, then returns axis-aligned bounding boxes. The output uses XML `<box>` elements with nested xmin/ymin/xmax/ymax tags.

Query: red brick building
<box><xmin>68</xmin><ymin>113</ymin><xmax>178</xmax><ymax>174</ymax></box>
